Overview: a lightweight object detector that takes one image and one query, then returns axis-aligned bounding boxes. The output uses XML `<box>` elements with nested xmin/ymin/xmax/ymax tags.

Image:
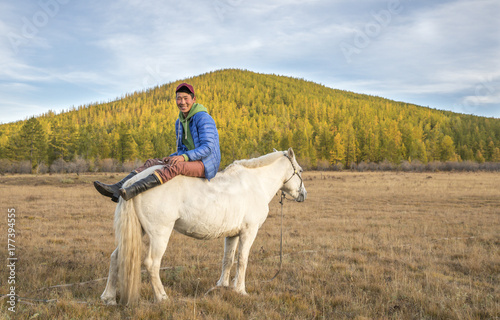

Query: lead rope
<box><xmin>265</xmin><ymin>153</ymin><xmax>302</xmax><ymax>282</ymax></box>
<box><xmin>267</xmin><ymin>191</ymin><xmax>286</xmax><ymax>282</ymax></box>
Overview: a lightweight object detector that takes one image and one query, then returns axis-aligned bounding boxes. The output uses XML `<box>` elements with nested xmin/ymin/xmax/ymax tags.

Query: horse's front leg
<box><xmin>101</xmin><ymin>248</ymin><xmax>118</xmax><ymax>305</ymax></box>
<box><xmin>217</xmin><ymin>235</ymin><xmax>239</xmax><ymax>287</ymax></box>
<box><xmin>234</xmin><ymin>227</ymin><xmax>259</xmax><ymax>295</ymax></box>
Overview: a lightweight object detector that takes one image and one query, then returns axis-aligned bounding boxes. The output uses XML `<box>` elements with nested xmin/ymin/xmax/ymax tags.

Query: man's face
<box><xmin>176</xmin><ymin>92</ymin><xmax>196</xmax><ymax>116</ymax></box>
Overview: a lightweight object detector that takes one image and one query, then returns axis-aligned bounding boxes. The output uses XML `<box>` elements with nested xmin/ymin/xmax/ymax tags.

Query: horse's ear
<box><xmin>273</xmin><ymin>148</ymin><xmax>278</xmax><ymax>152</ymax></box>
<box><xmin>288</xmin><ymin>147</ymin><xmax>295</xmax><ymax>158</ymax></box>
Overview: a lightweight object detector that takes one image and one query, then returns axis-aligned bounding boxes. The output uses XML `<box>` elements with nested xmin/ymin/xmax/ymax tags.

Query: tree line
<box><xmin>1</xmin><ymin>69</ymin><xmax>499</xmax><ymax>174</ymax></box>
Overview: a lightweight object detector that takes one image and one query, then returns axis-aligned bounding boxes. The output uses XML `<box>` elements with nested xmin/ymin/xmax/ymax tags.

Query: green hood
<box><xmin>179</xmin><ymin>103</ymin><xmax>208</xmax><ymax>121</ymax></box>
<box><xmin>179</xmin><ymin>103</ymin><xmax>207</xmax><ymax>151</ymax></box>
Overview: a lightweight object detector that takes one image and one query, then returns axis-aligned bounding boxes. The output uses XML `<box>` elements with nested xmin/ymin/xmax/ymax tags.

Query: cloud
<box><xmin>0</xmin><ymin>0</ymin><xmax>499</xmax><ymax>123</ymax></box>
<box><xmin>326</xmin><ymin>0</ymin><xmax>499</xmax><ymax>114</ymax></box>
<box><xmin>0</xmin><ymin>100</ymin><xmax>53</xmax><ymax>124</ymax></box>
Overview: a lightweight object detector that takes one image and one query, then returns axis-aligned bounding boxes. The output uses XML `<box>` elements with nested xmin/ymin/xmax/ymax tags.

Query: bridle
<box><xmin>283</xmin><ymin>152</ymin><xmax>303</xmax><ymax>191</ymax></box>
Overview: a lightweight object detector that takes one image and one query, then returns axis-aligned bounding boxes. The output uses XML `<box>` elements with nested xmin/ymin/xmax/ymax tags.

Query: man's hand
<box><xmin>164</xmin><ymin>156</ymin><xmax>185</xmax><ymax>165</ymax></box>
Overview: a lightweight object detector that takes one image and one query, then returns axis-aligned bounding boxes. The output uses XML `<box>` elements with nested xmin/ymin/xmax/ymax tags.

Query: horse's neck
<box><xmin>252</xmin><ymin>157</ymin><xmax>289</xmax><ymax>203</ymax></box>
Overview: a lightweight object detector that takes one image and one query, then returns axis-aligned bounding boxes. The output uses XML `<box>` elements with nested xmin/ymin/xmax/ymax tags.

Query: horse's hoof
<box><xmin>154</xmin><ymin>294</ymin><xmax>168</xmax><ymax>303</ymax></box>
<box><xmin>216</xmin><ymin>280</ymin><xmax>230</xmax><ymax>287</ymax></box>
<box><xmin>234</xmin><ymin>288</ymin><xmax>248</xmax><ymax>296</ymax></box>
<box><xmin>101</xmin><ymin>296</ymin><xmax>117</xmax><ymax>305</ymax></box>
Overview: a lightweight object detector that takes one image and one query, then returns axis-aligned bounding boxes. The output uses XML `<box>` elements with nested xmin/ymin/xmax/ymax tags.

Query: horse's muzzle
<box><xmin>296</xmin><ymin>188</ymin><xmax>307</xmax><ymax>202</ymax></box>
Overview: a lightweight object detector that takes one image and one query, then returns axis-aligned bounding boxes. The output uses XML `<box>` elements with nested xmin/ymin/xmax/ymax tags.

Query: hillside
<box><xmin>1</xmin><ymin>69</ymin><xmax>500</xmax><ymax>172</ymax></box>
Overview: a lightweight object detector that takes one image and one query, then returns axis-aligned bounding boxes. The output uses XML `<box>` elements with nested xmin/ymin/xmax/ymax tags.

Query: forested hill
<box><xmin>1</xmin><ymin>69</ymin><xmax>500</xmax><ymax>172</ymax></box>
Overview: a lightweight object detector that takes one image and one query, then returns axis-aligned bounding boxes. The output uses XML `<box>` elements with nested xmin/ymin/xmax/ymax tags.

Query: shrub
<box><xmin>66</xmin><ymin>161</ymin><xmax>77</xmax><ymax>173</ymax></box>
<box><xmin>37</xmin><ymin>162</ymin><xmax>49</xmax><ymax>174</ymax></box>
<box><xmin>316</xmin><ymin>159</ymin><xmax>330</xmax><ymax>171</ymax></box>
<box><xmin>410</xmin><ymin>160</ymin><xmax>425</xmax><ymax>172</ymax></box>
<box><xmin>463</xmin><ymin>160</ymin><xmax>480</xmax><ymax>171</ymax></box>
<box><xmin>356</xmin><ymin>161</ymin><xmax>369</xmax><ymax>172</ymax></box>
<box><xmin>122</xmin><ymin>159</ymin><xmax>144</xmax><ymax>172</ymax></box>
<box><xmin>426</xmin><ymin>161</ymin><xmax>441</xmax><ymax>172</ymax></box>
<box><xmin>74</xmin><ymin>157</ymin><xmax>89</xmax><ymax>174</ymax></box>
<box><xmin>480</xmin><ymin>162</ymin><xmax>500</xmax><ymax>171</ymax></box>
<box><xmin>18</xmin><ymin>160</ymin><xmax>32</xmax><ymax>174</ymax></box>
<box><xmin>400</xmin><ymin>160</ymin><xmax>412</xmax><ymax>172</ymax></box>
<box><xmin>331</xmin><ymin>162</ymin><xmax>344</xmax><ymax>171</ymax></box>
<box><xmin>378</xmin><ymin>159</ymin><xmax>394</xmax><ymax>171</ymax></box>
<box><xmin>0</xmin><ymin>159</ymin><xmax>12</xmax><ymax>174</ymax></box>
<box><xmin>99</xmin><ymin>158</ymin><xmax>118</xmax><ymax>172</ymax></box>
<box><xmin>50</xmin><ymin>158</ymin><xmax>67</xmax><ymax>174</ymax></box>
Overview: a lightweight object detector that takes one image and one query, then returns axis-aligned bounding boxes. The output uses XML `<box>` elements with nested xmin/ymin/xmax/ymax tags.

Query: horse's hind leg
<box><xmin>101</xmin><ymin>248</ymin><xmax>118</xmax><ymax>305</ymax></box>
<box><xmin>217</xmin><ymin>235</ymin><xmax>239</xmax><ymax>287</ymax></box>
<box><xmin>144</xmin><ymin>225</ymin><xmax>174</xmax><ymax>303</ymax></box>
<box><xmin>234</xmin><ymin>227</ymin><xmax>259</xmax><ymax>295</ymax></box>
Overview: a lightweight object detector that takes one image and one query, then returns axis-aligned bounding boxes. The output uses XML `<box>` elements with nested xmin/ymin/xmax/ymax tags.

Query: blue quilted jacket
<box><xmin>170</xmin><ymin>111</ymin><xmax>221</xmax><ymax>180</ymax></box>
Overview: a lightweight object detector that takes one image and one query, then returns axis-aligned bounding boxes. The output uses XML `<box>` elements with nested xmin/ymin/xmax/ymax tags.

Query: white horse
<box><xmin>100</xmin><ymin>148</ymin><xmax>307</xmax><ymax>305</ymax></box>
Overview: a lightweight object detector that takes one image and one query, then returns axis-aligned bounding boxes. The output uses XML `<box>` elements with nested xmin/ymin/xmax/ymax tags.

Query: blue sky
<box><xmin>1</xmin><ymin>0</ymin><xmax>499</xmax><ymax>123</ymax></box>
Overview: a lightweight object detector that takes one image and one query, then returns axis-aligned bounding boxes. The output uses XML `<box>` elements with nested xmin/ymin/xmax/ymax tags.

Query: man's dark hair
<box><xmin>176</xmin><ymin>87</ymin><xmax>194</xmax><ymax>99</ymax></box>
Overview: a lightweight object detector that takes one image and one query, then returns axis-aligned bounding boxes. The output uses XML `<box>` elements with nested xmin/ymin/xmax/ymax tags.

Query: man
<box><xmin>94</xmin><ymin>82</ymin><xmax>221</xmax><ymax>202</ymax></box>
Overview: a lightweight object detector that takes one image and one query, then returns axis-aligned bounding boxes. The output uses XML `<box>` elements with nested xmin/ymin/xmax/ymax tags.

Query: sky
<box><xmin>1</xmin><ymin>0</ymin><xmax>499</xmax><ymax>124</ymax></box>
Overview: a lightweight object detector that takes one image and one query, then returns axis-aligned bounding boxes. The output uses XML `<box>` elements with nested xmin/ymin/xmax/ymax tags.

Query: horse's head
<box><xmin>280</xmin><ymin>148</ymin><xmax>307</xmax><ymax>202</ymax></box>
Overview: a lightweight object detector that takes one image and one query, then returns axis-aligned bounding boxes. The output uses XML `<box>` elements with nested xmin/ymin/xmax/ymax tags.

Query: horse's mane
<box><xmin>222</xmin><ymin>151</ymin><xmax>284</xmax><ymax>173</ymax></box>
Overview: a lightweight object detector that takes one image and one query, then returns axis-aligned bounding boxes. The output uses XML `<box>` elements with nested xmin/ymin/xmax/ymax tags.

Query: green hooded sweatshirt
<box><xmin>179</xmin><ymin>103</ymin><xmax>208</xmax><ymax>160</ymax></box>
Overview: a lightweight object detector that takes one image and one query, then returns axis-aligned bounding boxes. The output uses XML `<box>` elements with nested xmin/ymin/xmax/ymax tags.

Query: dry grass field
<box><xmin>0</xmin><ymin>171</ymin><xmax>499</xmax><ymax>319</ymax></box>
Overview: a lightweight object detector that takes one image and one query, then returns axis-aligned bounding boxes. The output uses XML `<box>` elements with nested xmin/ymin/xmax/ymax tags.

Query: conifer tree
<box><xmin>329</xmin><ymin>132</ymin><xmax>345</xmax><ymax>166</ymax></box>
<box><xmin>48</xmin><ymin>120</ymin><xmax>76</xmax><ymax>163</ymax></box>
<box><xmin>14</xmin><ymin>117</ymin><xmax>47</xmax><ymax>172</ymax></box>
<box><xmin>118</xmin><ymin>124</ymin><xmax>138</xmax><ymax>162</ymax></box>
<box><xmin>492</xmin><ymin>147</ymin><xmax>500</xmax><ymax>162</ymax></box>
<box><xmin>439</xmin><ymin>135</ymin><xmax>456</xmax><ymax>161</ymax></box>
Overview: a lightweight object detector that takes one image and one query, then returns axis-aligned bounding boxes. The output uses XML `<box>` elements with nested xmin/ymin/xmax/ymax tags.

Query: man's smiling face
<box><xmin>176</xmin><ymin>92</ymin><xmax>196</xmax><ymax>116</ymax></box>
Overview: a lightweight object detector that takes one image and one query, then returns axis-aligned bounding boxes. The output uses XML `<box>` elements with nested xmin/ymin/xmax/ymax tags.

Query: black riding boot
<box><xmin>119</xmin><ymin>174</ymin><xmax>161</xmax><ymax>201</ymax></box>
<box><xmin>94</xmin><ymin>171</ymin><xmax>137</xmax><ymax>202</ymax></box>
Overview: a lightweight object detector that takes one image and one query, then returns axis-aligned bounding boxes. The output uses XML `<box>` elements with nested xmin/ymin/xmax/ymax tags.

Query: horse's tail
<box><xmin>115</xmin><ymin>197</ymin><xmax>142</xmax><ymax>305</ymax></box>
